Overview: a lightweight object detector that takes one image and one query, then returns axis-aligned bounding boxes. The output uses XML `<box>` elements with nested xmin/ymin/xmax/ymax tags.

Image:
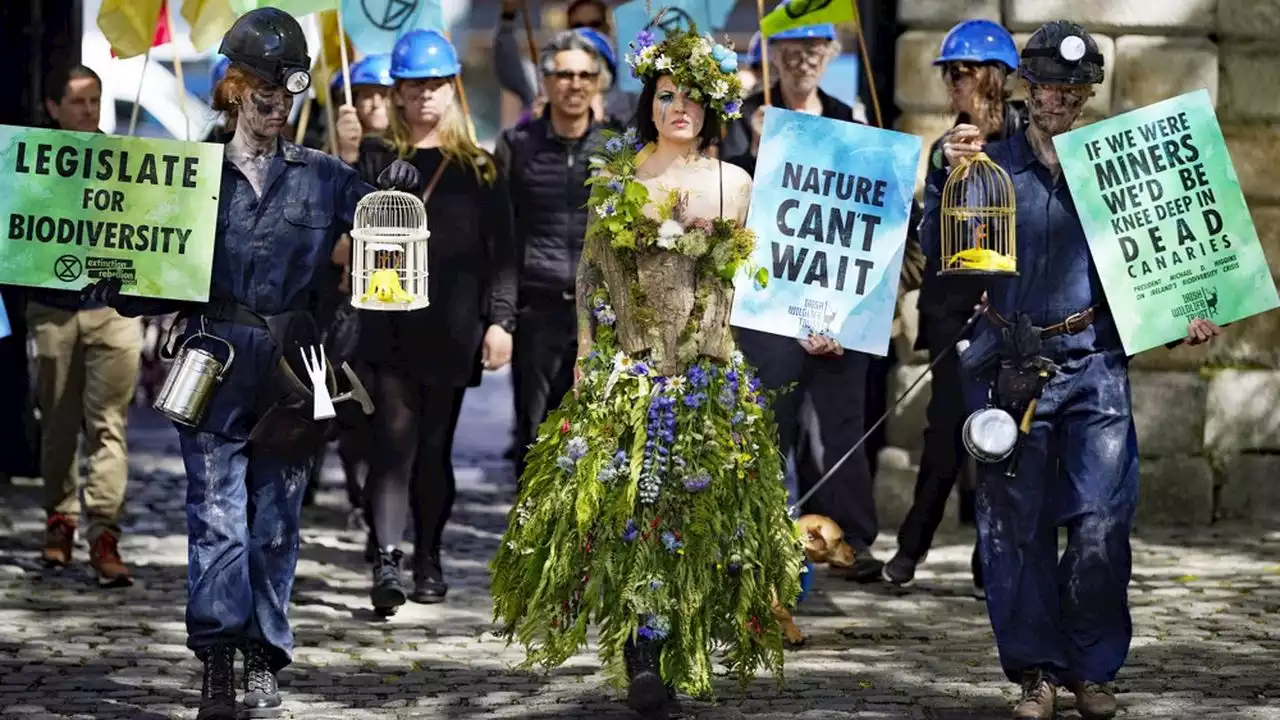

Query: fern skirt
<box><xmin>490</xmin><ymin>333</ymin><xmax>804</xmax><ymax>699</ymax></box>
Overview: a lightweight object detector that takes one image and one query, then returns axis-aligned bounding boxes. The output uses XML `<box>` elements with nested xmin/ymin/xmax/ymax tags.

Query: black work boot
<box><xmin>241</xmin><ymin>640</ymin><xmax>283</xmax><ymax>718</ymax></box>
<box><xmin>196</xmin><ymin>644</ymin><xmax>237</xmax><ymax>720</ymax></box>
<box><xmin>623</xmin><ymin>637</ymin><xmax>668</xmax><ymax>719</ymax></box>
<box><xmin>371</xmin><ymin>547</ymin><xmax>407</xmax><ymax>617</ymax></box>
<box><xmin>409</xmin><ymin>547</ymin><xmax>448</xmax><ymax>604</ymax></box>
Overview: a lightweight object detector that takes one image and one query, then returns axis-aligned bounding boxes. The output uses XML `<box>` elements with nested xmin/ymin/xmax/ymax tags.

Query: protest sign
<box><xmin>0</xmin><ymin>126</ymin><xmax>223</xmax><ymax>302</ymax></box>
<box><xmin>730</xmin><ymin>108</ymin><xmax>922</xmax><ymax>356</ymax></box>
<box><xmin>613</xmin><ymin>0</ymin><xmax>734</xmax><ymax>94</ymax></box>
<box><xmin>0</xmin><ymin>295</ymin><xmax>9</xmax><ymax>340</ymax></box>
<box><xmin>1055</xmin><ymin>89</ymin><xmax>1280</xmax><ymax>355</ymax></box>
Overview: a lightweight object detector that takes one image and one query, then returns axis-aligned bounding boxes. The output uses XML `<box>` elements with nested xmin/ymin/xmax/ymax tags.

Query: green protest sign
<box><xmin>1055</xmin><ymin>89</ymin><xmax>1280</xmax><ymax>355</ymax></box>
<box><xmin>0</xmin><ymin>125</ymin><xmax>222</xmax><ymax>302</ymax></box>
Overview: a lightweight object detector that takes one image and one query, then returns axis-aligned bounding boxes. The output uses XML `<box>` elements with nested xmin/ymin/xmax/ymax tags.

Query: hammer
<box><xmin>331</xmin><ymin>362</ymin><xmax>375</xmax><ymax>415</ymax></box>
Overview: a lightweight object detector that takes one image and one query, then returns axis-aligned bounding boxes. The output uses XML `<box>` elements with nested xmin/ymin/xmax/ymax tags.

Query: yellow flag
<box><xmin>315</xmin><ymin>9</ymin><xmax>356</xmax><ymax>106</ymax></box>
<box><xmin>760</xmin><ymin>0</ymin><xmax>856</xmax><ymax>38</ymax></box>
<box><xmin>98</xmin><ymin>0</ymin><xmax>164</xmax><ymax>59</ymax></box>
<box><xmin>182</xmin><ymin>0</ymin><xmax>238</xmax><ymax>52</ymax></box>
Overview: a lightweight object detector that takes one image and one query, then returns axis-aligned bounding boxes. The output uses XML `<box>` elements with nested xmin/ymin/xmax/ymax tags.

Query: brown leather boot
<box><xmin>89</xmin><ymin>533</ymin><xmax>133</xmax><ymax>588</ymax></box>
<box><xmin>1013</xmin><ymin>670</ymin><xmax>1056</xmax><ymax>719</ymax></box>
<box><xmin>1070</xmin><ymin>681</ymin><xmax>1118</xmax><ymax>719</ymax></box>
<box><xmin>41</xmin><ymin>514</ymin><xmax>76</xmax><ymax>567</ymax></box>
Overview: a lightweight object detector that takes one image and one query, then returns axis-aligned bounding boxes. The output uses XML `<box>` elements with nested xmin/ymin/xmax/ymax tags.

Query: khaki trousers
<box><xmin>26</xmin><ymin>302</ymin><xmax>141</xmax><ymax>541</ymax></box>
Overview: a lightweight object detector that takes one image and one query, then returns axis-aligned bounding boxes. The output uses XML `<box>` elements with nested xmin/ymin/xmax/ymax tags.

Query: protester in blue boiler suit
<box><xmin>920</xmin><ymin>20</ymin><xmax>1221</xmax><ymax>720</ymax></box>
<box><xmin>82</xmin><ymin>9</ymin><xmax>418</xmax><ymax>720</ymax></box>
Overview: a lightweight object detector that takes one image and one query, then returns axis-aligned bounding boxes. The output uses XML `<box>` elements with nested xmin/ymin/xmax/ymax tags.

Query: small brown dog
<box><xmin>770</xmin><ymin>514</ymin><xmax>858</xmax><ymax>648</ymax></box>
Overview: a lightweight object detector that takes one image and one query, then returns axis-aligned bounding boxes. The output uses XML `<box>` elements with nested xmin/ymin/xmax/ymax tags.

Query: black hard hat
<box><xmin>218</xmin><ymin>8</ymin><xmax>312</xmax><ymax>94</ymax></box>
<box><xmin>1019</xmin><ymin>20</ymin><xmax>1104</xmax><ymax>86</ymax></box>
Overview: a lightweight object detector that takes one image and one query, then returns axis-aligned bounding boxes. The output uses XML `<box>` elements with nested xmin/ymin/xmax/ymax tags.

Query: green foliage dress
<box><xmin>490</xmin><ymin>131</ymin><xmax>804</xmax><ymax>699</ymax></box>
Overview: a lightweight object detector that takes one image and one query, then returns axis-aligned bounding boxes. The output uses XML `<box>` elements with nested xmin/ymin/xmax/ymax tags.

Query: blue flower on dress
<box><xmin>638</xmin><ymin>614</ymin><xmax>668</xmax><ymax>640</ymax></box>
<box><xmin>661</xmin><ymin>532</ymin><xmax>683</xmax><ymax>552</ymax></box>
<box><xmin>683</xmin><ymin>471</ymin><xmax>711</xmax><ymax>492</ymax></box>
<box><xmin>682</xmin><ymin>392</ymin><xmax>706</xmax><ymax>409</ymax></box>
<box><xmin>593</xmin><ymin>303</ymin><xmax>616</xmax><ymax>325</ymax></box>
<box><xmin>566</xmin><ymin>437</ymin><xmax>589</xmax><ymax>460</ymax></box>
<box><xmin>596</xmin><ymin>199</ymin><xmax>617</xmax><ymax>218</ymax></box>
<box><xmin>649</xmin><ymin>578</ymin><xmax>663</xmax><ymax>590</ymax></box>
<box><xmin>687</xmin><ymin>365</ymin><xmax>708</xmax><ymax>388</ymax></box>
<box><xmin>724</xmin><ymin>99</ymin><xmax>742</xmax><ymax>116</ymax></box>
<box><xmin>556</xmin><ymin>456</ymin><xmax>576</xmax><ymax>473</ymax></box>
<box><xmin>632</xmin><ymin>362</ymin><xmax>649</xmax><ymax>376</ymax></box>
<box><xmin>606</xmin><ymin>178</ymin><xmax>624</xmax><ymax>193</ymax></box>
<box><xmin>605</xmin><ymin>136</ymin><xmax>623</xmax><ymax>154</ymax></box>
<box><xmin>622</xmin><ymin>519</ymin><xmax>640</xmax><ymax>543</ymax></box>
<box><xmin>635</xmin><ymin>30</ymin><xmax>656</xmax><ymax>49</ymax></box>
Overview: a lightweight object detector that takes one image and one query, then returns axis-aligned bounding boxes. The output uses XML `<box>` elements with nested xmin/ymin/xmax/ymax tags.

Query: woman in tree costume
<box><xmin>490</xmin><ymin>26</ymin><xmax>804</xmax><ymax>719</ymax></box>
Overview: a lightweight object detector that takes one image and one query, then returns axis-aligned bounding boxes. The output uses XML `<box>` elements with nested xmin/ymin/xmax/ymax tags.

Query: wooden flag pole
<box><xmin>336</xmin><ymin>7</ymin><xmax>354</xmax><ymax>106</ymax></box>
<box><xmin>163</xmin><ymin>3</ymin><xmax>190</xmax><ymax>140</ymax></box>
<box><xmin>128</xmin><ymin>50</ymin><xmax>152</xmax><ymax>137</ymax></box>
<box><xmin>756</xmin><ymin>0</ymin><xmax>771</xmax><ymax>107</ymax></box>
<box><xmin>851</xmin><ymin>7</ymin><xmax>882</xmax><ymax>128</ymax></box>
<box><xmin>443</xmin><ymin>30</ymin><xmax>478</xmax><ymax>143</ymax></box>
<box><xmin>294</xmin><ymin>93</ymin><xmax>314</xmax><ymax>144</ymax></box>
<box><xmin>321</xmin><ymin>39</ymin><xmax>339</xmax><ymax>154</ymax></box>
<box><xmin>519</xmin><ymin>0</ymin><xmax>543</xmax><ymax>97</ymax></box>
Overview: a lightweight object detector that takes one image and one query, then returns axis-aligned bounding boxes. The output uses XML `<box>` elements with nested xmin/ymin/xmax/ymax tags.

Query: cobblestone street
<box><xmin>2</xmin><ymin>372</ymin><xmax>1279</xmax><ymax>719</ymax></box>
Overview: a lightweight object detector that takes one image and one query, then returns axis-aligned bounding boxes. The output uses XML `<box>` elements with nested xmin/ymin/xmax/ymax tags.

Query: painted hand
<box><xmin>1184</xmin><ymin>317</ymin><xmax>1222</xmax><ymax>346</ymax></box>
<box><xmin>377</xmin><ymin>159</ymin><xmax>421</xmax><ymax>192</ymax></box>
<box><xmin>79</xmin><ymin>277</ymin><xmax>124</xmax><ymax>308</ymax></box>
<box><xmin>482</xmin><ymin>324</ymin><xmax>513</xmax><ymax>370</ymax></box>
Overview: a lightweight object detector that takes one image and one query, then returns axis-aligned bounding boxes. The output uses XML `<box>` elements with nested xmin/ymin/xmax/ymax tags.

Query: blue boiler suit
<box><xmin>179</xmin><ymin>141</ymin><xmax>369</xmax><ymax>670</ymax></box>
<box><xmin>920</xmin><ymin>130</ymin><xmax>1139</xmax><ymax>685</ymax></box>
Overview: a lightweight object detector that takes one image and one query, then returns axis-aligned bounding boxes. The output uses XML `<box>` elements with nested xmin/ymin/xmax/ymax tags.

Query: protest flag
<box><xmin>100</xmin><ymin>0</ymin><xmax>169</xmax><ymax>59</ymax></box>
<box><xmin>340</xmin><ymin>0</ymin><xmax>445</xmax><ymax>55</ymax></box>
<box><xmin>182</xmin><ymin>0</ymin><xmax>238</xmax><ymax>51</ymax></box>
<box><xmin>760</xmin><ymin>0</ymin><xmax>855</xmax><ymax>38</ymax></box>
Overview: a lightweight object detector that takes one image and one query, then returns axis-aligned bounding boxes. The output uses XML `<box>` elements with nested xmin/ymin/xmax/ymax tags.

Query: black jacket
<box><xmin>915</xmin><ymin>100</ymin><xmax>1029</xmax><ymax>347</ymax></box>
<box><xmin>354</xmin><ymin>138</ymin><xmax>517</xmax><ymax>387</ymax></box>
<box><xmin>494</xmin><ymin>112</ymin><xmax>610</xmax><ymax>299</ymax></box>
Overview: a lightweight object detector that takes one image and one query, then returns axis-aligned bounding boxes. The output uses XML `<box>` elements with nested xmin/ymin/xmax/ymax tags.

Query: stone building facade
<box><xmin>875</xmin><ymin>0</ymin><xmax>1280</xmax><ymax>528</ymax></box>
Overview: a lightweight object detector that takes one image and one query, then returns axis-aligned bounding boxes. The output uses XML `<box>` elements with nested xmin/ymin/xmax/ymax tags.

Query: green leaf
<box><xmin>753</xmin><ymin>266</ymin><xmax>771</xmax><ymax>289</ymax></box>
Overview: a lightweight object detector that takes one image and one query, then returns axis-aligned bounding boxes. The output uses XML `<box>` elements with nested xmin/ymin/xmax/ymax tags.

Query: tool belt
<box><xmin>984</xmin><ymin>304</ymin><xmax>1103</xmax><ymax>340</ymax></box>
<box><xmin>194</xmin><ymin>299</ymin><xmax>335</xmax><ymax>458</ymax></box>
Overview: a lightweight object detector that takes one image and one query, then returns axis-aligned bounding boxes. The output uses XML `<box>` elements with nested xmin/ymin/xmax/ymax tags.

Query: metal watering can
<box><xmin>153</xmin><ymin>322</ymin><xmax>235</xmax><ymax>427</ymax></box>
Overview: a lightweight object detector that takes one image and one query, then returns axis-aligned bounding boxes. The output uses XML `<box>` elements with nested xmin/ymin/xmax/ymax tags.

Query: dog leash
<box><xmin>789</xmin><ymin>304</ymin><xmax>986</xmax><ymax>515</ymax></box>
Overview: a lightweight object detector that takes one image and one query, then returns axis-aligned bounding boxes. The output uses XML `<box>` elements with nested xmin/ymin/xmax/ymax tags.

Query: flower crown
<box><xmin>626</xmin><ymin>25</ymin><xmax>744</xmax><ymax>121</ymax></box>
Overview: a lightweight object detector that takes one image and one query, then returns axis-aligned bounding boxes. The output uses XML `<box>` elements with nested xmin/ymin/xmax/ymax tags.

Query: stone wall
<box><xmin>876</xmin><ymin>0</ymin><xmax>1280</xmax><ymax>529</ymax></box>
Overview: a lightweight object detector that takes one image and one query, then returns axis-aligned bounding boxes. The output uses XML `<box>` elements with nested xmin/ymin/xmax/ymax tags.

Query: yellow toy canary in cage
<box><xmin>940</xmin><ymin>152</ymin><xmax>1018</xmax><ymax>276</ymax></box>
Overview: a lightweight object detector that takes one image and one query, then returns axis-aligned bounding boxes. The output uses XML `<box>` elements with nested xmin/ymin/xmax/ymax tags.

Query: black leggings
<box><xmin>366</xmin><ymin>367</ymin><xmax>465</xmax><ymax>565</ymax></box>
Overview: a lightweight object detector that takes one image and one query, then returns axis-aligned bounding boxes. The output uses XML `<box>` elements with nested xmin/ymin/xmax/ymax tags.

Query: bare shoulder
<box><xmin>717</xmin><ymin>159</ymin><xmax>753</xmax><ymax>191</ymax></box>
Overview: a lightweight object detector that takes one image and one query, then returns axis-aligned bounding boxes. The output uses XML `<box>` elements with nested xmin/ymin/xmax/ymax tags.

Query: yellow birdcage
<box><xmin>350</xmin><ymin>191</ymin><xmax>430</xmax><ymax>312</ymax></box>
<box><xmin>940</xmin><ymin>152</ymin><xmax>1017</xmax><ymax>276</ymax></box>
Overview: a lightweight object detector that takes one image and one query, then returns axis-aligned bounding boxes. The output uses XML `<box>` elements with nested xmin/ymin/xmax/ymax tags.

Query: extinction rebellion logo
<box><xmin>781</xmin><ymin>0</ymin><xmax>833</xmax><ymax>20</ymax></box>
<box><xmin>647</xmin><ymin>6</ymin><xmax>694</xmax><ymax>34</ymax></box>
<box><xmin>361</xmin><ymin>0</ymin><xmax>419</xmax><ymax>30</ymax></box>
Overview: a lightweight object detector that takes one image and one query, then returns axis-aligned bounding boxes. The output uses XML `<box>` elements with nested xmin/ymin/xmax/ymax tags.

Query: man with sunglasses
<box><xmin>495</xmin><ymin>29</ymin><xmax>611</xmax><ymax>477</ymax></box>
<box><xmin>923</xmin><ymin>21</ymin><xmax>1221</xmax><ymax>720</ymax></box>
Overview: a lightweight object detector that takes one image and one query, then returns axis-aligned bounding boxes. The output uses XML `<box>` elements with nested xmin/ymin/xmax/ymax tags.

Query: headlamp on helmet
<box><xmin>1058</xmin><ymin>36</ymin><xmax>1086</xmax><ymax>62</ymax></box>
<box><xmin>284</xmin><ymin>68</ymin><xmax>311</xmax><ymax>94</ymax></box>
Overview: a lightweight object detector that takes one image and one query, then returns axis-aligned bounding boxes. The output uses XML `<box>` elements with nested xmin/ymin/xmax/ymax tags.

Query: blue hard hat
<box><xmin>746</xmin><ymin>32</ymin><xmax>763</xmax><ymax>66</ymax></box>
<box><xmin>331</xmin><ymin>53</ymin><xmax>394</xmax><ymax>93</ymax></box>
<box><xmin>574</xmin><ymin>27</ymin><xmax>617</xmax><ymax>88</ymax></box>
<box><xmin>390</xmin><ymin>29</ymin><xmax>461</xmax><ymax>80</ymax></box>
<box><xmin>209</xmin><ymin>54</ymin><xmax>231</xmax><ymax>91</ymax></box>
<box><xmin>934</xmin><ymin>19</ymin><xmax>1019</xmax><ymax>73</ymax></box>
<box><xmin>770</xmin><ymin>23</ymin><xmax>837</xmax><ymax>42</ymax></box>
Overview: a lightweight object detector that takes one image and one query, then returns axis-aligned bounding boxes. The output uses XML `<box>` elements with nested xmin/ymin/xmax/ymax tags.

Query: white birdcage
<box><xmin>350</xmin><ymin>190</ymin><xmax>430</xmax><ymax>311</ymax></box>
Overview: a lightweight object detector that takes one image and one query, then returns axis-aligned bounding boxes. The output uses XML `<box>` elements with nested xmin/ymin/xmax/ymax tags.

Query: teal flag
<box><xmin>614</xmin><ymin>0</ymin><xmax>736</xmax><ymax>94</ymax></box>
<box><xmin>1055</xmin><ymin>89</ymin><xmax>1280</xmax><ymax>355</ymax></box>
<box><xmin>341</xmin><ymin>0</ymin><xmax>445</xmax><ymax>55</ymax></box>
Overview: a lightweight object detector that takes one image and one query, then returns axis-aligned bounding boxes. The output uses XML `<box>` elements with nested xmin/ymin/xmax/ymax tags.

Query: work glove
<box><xmin>79</xmin><ymin>277</ymin><xmax>124</xmax><ymax>308</ymax></box>
<box><xmin>1001</xmin><ymin>312</ymin><xmax>1042</xmax><ymax>361</ymax></box>
<box><xmin>376</xmin><ymin>159</ymin><xmax>421</xmax><ymax>192</ymax></box>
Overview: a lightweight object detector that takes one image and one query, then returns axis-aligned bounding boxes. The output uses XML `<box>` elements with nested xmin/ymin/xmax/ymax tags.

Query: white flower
<box><xmin>658</xmin><ymin>219</ymin><xmax>684</xmax><ymax>239</ymax></box>
<box><xmin>656</xmin><ymin>234</ymin><xmax>677</xmax><ymax>250</ymax></box>
<box><xmin>639</xmin><ymin>45</ymin><xmax>657</xmax><ymax>62</ymax></box>
<box><xmin>731</xmin><ymin>350</ymin><xmax>745</xmax><ymax>366</ymax></box>
<box><xmin>667</xmin><ymin>376</ymin><xmax>687</xmax><ymax>393</ymax></box>
<box><xmin>613</xmin><ymin>351</ymin><xmax>632</xmax><ymax>370</ymax></box>
<box><xmin>655</xmin><ymin>55</ymin><xmax>673</xmax><ymax>71</ymax></box>
<box><xmin>693</xmin><ymin>38</ymin><xmax>712</xmax><ymax>57</ymax></box>
<box><xmin>709</xmin><ymin>79</ymin><xmax>729</xmax><ymax>100</ymax></box>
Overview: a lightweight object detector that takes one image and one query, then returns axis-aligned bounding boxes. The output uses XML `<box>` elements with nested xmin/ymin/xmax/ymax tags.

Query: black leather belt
<box><xmin>985</xmin><ymin>305</ymin><xmax>1103</xmax><ymax>340</ymax></box>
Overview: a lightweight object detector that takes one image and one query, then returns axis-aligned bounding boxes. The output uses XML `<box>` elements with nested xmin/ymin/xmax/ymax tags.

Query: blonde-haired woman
<box><xmin>353</xmin><ymin>29</ymin><xmax>517</xmax><ymax>615</ymax></box>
